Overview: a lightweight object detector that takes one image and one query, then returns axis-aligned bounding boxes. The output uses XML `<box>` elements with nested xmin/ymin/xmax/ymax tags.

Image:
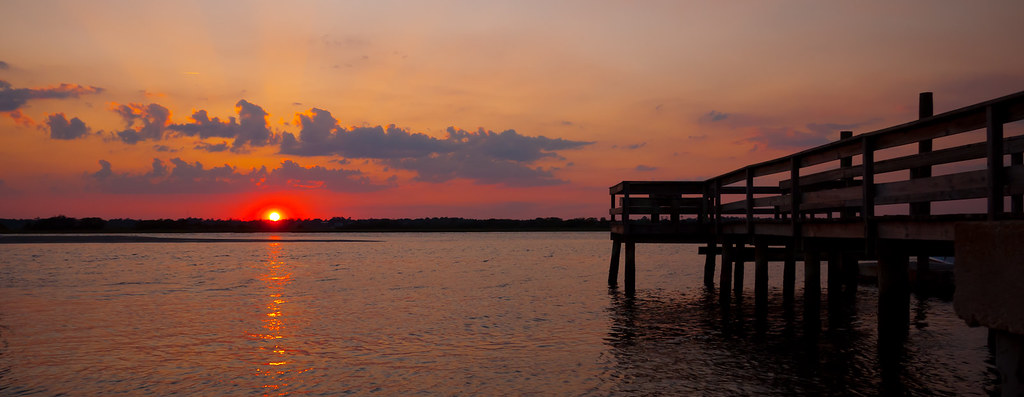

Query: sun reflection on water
<box><xmin>247</xmin><ymin>242</ymin><xmax>311</xmax><ymax>394</ymax></box>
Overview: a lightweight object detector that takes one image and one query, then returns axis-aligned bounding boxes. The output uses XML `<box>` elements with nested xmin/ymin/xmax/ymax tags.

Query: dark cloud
<box><xmin>0</xmin><ymin>61</ymin><xmax>8</xmax><ymax>70</ymax></box>
<box><xmin>624</xmin><ymin>142</ymin><xmax>646</xmax><ymax>150</ymax></box>
<box><xmin>281</xmin><ymin>109</ymin><xmax>450</xmax><ymax>158</ymax></box>
<box><xmin>45</xmin><ymin>113</ymin><xmax>91</xmax><ymax>140</ymax></box>
<box><xmin>111</xmin><ymin>102</ymin><xmax>171</xmax><ymax>144</ymax></box>
<box><xmin>153</xmin><ymin>145</ymin><xmax>178</xmax><ymax>152</ymax></box>
<box><xmin>279</xmin><ymin>108</ymin><xmax>592</xmax><ymax>186</ymax></box>
<box><xmin>90</xmin><ymin>158</ymin><xmax>392</xmax><ymax>194</ymax></box>
<box><xmin>635</xmin><ymin>165</ymin><xmax>657</xmax><ymax>171</ymax></box>
<box><xmin>699</xmin><ymin>110</ymin><xmax>730</xmax><ymax>123</ymax></box>
<box><xmin>168</xmin><ymin>99</ymin><xmax>277</xmax><ymax>150</ymax></box>
<box><xmin>194</xmin><ymin>141</ymin><xmax>230</xmax><ymax>152</ymax></box>
<box><xmin>0</xmin><ymin>80</ymin><xmax>103</xmax><ymax>112</ymax></box>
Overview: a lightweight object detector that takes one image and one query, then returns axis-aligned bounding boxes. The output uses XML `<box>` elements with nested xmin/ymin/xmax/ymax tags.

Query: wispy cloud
<box><xmin>0</xmin><ymin>80</ymin><xmax>103</xmax><ymax>112</ymax></box>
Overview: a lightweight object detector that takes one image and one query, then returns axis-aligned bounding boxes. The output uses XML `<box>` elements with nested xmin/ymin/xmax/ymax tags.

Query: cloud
<box><xmin>89</xmin><ymin>158</ymin><xmax>393</xmax><ymax>194</ymax></box>
<box><xmin>279</xmin><ymin>108</ymin><xmax>593</xmax><ymax>186</ymax></box>
<box><xmin>194</xmin><ymin>141</ymin><xmax>230</xmax><ymax>152</ymax></box>
<box><xmin>747</xmin><ymin>120</ymin><xmax>873</xmax><ymax>150</ymax></box>
<box><xmin>45</xmin><ymin>113</ymin><xmax>92</xmax><ymax>140</ymax></box>
<box><xmin>168</xmin><ymin>99</ymin><xmax>277</xmax><ymax>151</ymax></box>
<box><xmin>5</xmin><ymin>109</ymin><xmax>35</xmax><ymax>127</ymax></box>
<box><xmin>390</xmin><ymin>152</ymin><xmax>567</xmax><ymax>187</ymax></box>
<box><xmin>110</xmin><ymin>102</ymin><xmax>171</xmax><ymax>144</ymax></box>
<box><xmin>0</xmin><ymin>61</ymin><xmax>8</xmax><ymax>70</ymax></box>
<box><xmin>699</xmin><ymin>110</ymin><xmax>730</xmax><ymax>123</ymax></box>
<box><xmin>0</xmin><ymin>80</ymin><xmax>103</xmax><ymax>112</ymax></box>
<box><xmin>635</xmin><ymin>165</ymin><xmax>657</xmax><ymax>171</ymax></box>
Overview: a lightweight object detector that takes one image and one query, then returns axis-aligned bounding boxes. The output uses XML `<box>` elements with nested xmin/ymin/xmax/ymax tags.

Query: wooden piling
<box><xmin>608</xmin><ymin>240</ymin><xmax>621</xmax><ymax>286</ymax></box>
<box><xmin>804</xmin><ymin>250</ymin><xmax>821</xmax><ymax>308</ymax></box>
<box><xmin>842</xmin><ymin>252</ymin><xmax>858</xmax><ymax>298</ymax></box>
<box><xmin>877</xmin><ymin>247</ymin><xmax>910</xmax><ymax>345</ymax></box>
<box><xmin>703</xmin><ymin>241</ymin><xmax>717</xmax><ymax>287</ymax></box>
<box><xmin>624</xmin><ymin>242</ymin><xmax>636</xmax><ymax>295</ymax></box>
<box><xmin>827</xmin><ymin>251</ymin><xmax>842</xmax><ymax>301</ymax></box>
<box><xmin>783</xmin><ymin>248</ymin><xmax>796</xmax><ymax>307</ymax></box>
<box><xmin>734</xmin><ymin>242</ymin><xmax>745</xmax><ymax>301</ymax></box>
<box><xmin>720</xmin><ymin>241</ymin><xmax>733</xmax><ymax>305</ymax></box>
<box><xmin>755</xmin><ymin>242</ymin><xmax>769</xmax><ymax>314</ymax></box>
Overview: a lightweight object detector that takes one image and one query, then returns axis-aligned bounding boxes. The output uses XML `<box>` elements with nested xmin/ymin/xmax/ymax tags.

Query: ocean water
<box><xmin>0</xmin><ymin>232</ymin><xmax>995</xmax><ymax>395</ymax></box>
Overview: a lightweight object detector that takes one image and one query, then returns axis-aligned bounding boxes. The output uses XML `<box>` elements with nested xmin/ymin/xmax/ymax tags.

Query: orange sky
<box><xmin>2</xmin><ymin>1</ymin><xmax>1023</xmax><ymax>220</ymax></box>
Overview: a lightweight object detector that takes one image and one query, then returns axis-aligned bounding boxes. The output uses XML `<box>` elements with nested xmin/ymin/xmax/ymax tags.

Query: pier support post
<box><xmin>755</xmin><ymin>241</ymin><xmax>769</xmax><ymax>315</ymax></box>
<box><xmin>877</xmin><ymin>246</ymin><xmax>910</xmax><ymax>347</ymax></box>
<box><xmin>783</xmin><ymin>247</ymin><xmax>796</xmax><ymax>308</ymax></box>
<box><xmin>703</xmin><ymin>241</ymin><xmax>717</xmax><ymax>287</ymax></box>
<box><xmin>719</xmin><ymin>241</ymin><xmax>734</xmax><ymax>305</ymax></box>
<box><xmin>804</xmin><ymin>250</ymin><xmax>822</xmax><ymax>331</ymax></box>
<box><xmin>608</xmin><ymin>239</ymin><xmax>621</xmax><ymax>286</ymax></box>
<box><xmin>827</xmin><ymin>251</ymin><xmax>842</xmax><ymax>302</ymax></box>
<box><xmin>734</xmin><ymin>242</ymin><xmax>745</xmax><ymax>301</ymax></box>
<box><xmin>843</xmin><ymin>252</ymin><xmax>859</xmax><ymax>298</ymax></box>
<box><xmin>624</xmin><ymin>242</ymin><xmax>636</xmax><ymax>295</ymax></box>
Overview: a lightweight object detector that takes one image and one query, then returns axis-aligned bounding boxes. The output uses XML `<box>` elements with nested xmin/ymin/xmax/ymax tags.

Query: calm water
<box><xmin>0</xmin><ymin>232</ymin><xmax>995</xmax><ymax>395</ymax></box>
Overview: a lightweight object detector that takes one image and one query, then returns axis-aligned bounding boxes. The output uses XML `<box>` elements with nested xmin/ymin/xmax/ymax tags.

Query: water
<box><xmin>0</xmin><ymin>232</ymin><xmax>996</xmax><ymax>395</ymax></box>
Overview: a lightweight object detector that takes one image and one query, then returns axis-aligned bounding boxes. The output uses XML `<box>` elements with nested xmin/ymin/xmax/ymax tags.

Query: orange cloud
<box><xmin>5</xmin><ymin>110</ymin><xmax>35</xmax><ymax>127</ymax></box>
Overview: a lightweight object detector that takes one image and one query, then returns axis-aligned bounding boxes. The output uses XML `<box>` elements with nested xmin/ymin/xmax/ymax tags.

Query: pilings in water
<box><xmin>608</xmin><ymin>239</ymin><xmax>637</xmax><ymax>295</ymax></box>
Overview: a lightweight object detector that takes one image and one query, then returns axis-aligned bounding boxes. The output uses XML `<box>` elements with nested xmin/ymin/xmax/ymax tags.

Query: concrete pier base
<box><xmin>955</xmin><ymin>221</ymin><xmax>1024</xmax><ymax>396</ymax></box>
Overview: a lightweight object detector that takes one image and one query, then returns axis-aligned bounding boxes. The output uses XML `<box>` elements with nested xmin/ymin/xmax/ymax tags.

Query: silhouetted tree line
<box><xmin>0</xmin><ymin>216</ymin><xmax>609</xmax><ymax>233</ymax></box>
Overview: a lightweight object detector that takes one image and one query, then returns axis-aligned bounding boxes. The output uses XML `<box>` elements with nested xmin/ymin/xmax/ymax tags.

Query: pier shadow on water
<box><xmin>602</xmin><ymin>286</ymin><xmax>997</xmax><ymax>396</ymax></box>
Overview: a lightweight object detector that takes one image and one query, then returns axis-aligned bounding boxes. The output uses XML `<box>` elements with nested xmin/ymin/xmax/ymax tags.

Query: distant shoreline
<box><xmin>0</xmin><ymin>234</ymin><xmax>381</xmax><ymax>244</ymax></box>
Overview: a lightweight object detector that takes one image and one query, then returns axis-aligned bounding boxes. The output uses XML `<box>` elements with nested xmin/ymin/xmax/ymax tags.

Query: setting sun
<box><xmin>268</xmin><ymin>212</ymin><xmax>281</xmax><ymax>222</ymax></box>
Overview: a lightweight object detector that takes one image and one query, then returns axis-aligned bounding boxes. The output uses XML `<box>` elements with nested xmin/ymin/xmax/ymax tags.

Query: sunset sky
<box><xmin>2</xmin><ymin>1</ymin><xmax>1023</xmax><ymax>220</ymax></box>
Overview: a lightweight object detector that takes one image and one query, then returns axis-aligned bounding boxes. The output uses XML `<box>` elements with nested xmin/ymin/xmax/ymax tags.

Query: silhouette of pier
<box><xmin>608</xmin><ymin>90</ymin><xmax>1024</xmax><ymax>393</ymax></box>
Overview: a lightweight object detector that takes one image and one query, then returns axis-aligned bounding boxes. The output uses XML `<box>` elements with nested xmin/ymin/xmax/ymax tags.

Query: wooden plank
<box><xmin>873</xmin><ymin>169</ymin><xmax>987</xmax><ymax>205</ymax></box>
<box><xmin>610</xmin><ymin>181</ymin><xmax>706</xmax><ymax>195</ymax></box>
<box><xmin>800</xmin><ymin>185</ymin><xmax>862</xmax><ymax>210</ymax></box>
<box><xmin>877</xmin><ymin>220</ymin><xmax>956</xmax><ymax>241</ymax></box>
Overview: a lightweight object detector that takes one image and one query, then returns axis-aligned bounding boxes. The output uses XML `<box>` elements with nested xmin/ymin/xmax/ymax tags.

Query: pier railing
<box><xmin>611</xmin><ymin>90</ymin><xmax>1024</xmax><ymax>248</ymax></box>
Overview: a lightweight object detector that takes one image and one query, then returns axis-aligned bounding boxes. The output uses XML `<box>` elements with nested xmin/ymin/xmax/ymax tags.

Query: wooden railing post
<box><xmin>987</xmin><ymin>105</ymin><xmax>1005</xmax><ymax>221</ymax></box>
<box><xmin>839</xmin><ymin>130</ymin><xmax>856</xmax><ymax>219</ymax></box>
<box><xmin>862</xmin><ymin>135</ymin><xmax>876</xmax><ymax>255</ymax></box>
<box><xmin>790</xmin><ymin>156</ymin><xmax>801</xmax><ymax>245</ymax></box>
<box><xmin>911</xmin><ymin>92</ymin><xmax>933</xmax><ymax>217</ymax></box>
<box><xmin>1013</xmin><ymin>152</ymin><xmax>1023</xmax><ymax>216</ymax></box>
<box><xmin>746</xmin><ymin>167</ymin><xmax>754</xmax><ymax>235</ymax></box>
<box><xmin>714</xmin><ymin>179</ymin><xmax>723</xmax><ymax>236</ymax></box>
<box><xmin>622</xmin><ymin>183</ymin><xmax>631</xmax><ymax>234</ymax></box>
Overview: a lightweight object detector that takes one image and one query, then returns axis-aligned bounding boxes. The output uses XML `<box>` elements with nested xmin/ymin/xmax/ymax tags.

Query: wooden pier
<box><xmin>608</xmin><ymin>91</ymin><xmax>1024</xmax><ymax>387</ymax></box>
